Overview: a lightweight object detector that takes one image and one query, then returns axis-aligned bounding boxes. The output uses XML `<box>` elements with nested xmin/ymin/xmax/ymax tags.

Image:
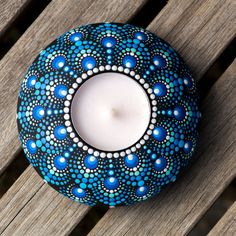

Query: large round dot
<box><xmin>183</xmin><ymin>141</ymin><xmax>193</xmax><ymax>153</ymax></box>
<box><xmin>69</xmin><ymin>32</ymin><xmax>83</xmax><ymax>42</ymax></box>
<box><xmin>32</xmin><ymin>105</ymin><xmax>45</xmax><ymax>120</ymax></box>
<box><xmin>104</xmin><ymin>177</ymin><xmax>119</xmax><ymax>190</ymax></box>
<box><xmin>72</xmin><ymin>187</ymin><xmax>86</xmax><ymax>198</ymax></box>
<box><xmin>26</xmin><ymin>75</ymin><xmax>36</xmax><ymax>88</ymax></box>
<box><xmin>71</xmin><ymin>72</ymin><xmax>151</xmax><ymax>151</ymax></box>
<box><xmin>102</xmin><ymin>37</ymin><xmax>116</xmax><ymax>48</ymax></box>
<box><xmin>54</xmin><ymin>84</ymin><xmax>68</xmax><ymax>99</ymax></box>
<box><xmin>52</xmin><ymin>56</ymin><xmax>66</xmax><ymax>69</ymax></box>
<box><xmin>154</xmin><ymin>157</ymin><xmax>167</xmax><ymax>171</ymax></box>
<box><xmin>153</xmin><ymin>126</ymin><xmax>167</xmax><ymax>141</ymax></box>
<box><xmin>54</xmin><ymin>156</ymin><xmax>67</xmax><ymax>170</ymax></box>
<box><xmin>153</xmin><ymin>55</ymin><xmax>166</xmax><ymax>68</ymax></box>
<box><xmin>54</xmin><ymin>125</ymin><xmax>67</xmax><ymax>140</ymax></box>
<box><xmin>83</xmin><ymin>155</ymin><xmax>98</xmax><ymax>169</ymax></box>
<box><xmin>122</xmin><ymin>55</ymin><xmax>137</xmax><ymax>68</ymax></box>
<box><xmin>174</xmin><ymin>106</ymin><xmax>186</xmax><ymax>121</ymax></box>
<box><xmin>153</xmin><ymin>82</ymin><xmax>167</xmax><ymax>97</ymax></box>
<box><xmin>133</xmin><ymin>31</ymin><xmax>147</xmax><ymax>41</ymax></box>
<box><xmin>81</xmin><ymin>56</ymin><xmax>96</xmax><ymax>70</ymax></box>
<box><xmin>26</xmin><ymin>140</ymin><xmax>37</xmax><ymax>154</ymax></box>
<box><xmin>135</xmin><ymin>186</ymin><xmax>149</xmax><ymax>197</ymax></box>
<box><xmin>124</xmin><ymin>154</ymin><xmax>139</xmax><ymax>168</ymax></box>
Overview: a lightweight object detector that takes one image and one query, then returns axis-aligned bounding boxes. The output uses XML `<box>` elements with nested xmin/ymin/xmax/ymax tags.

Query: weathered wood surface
<box><xmin>148</xmin><ymin>0</ymin><xmax>236</xmax><ymax>81</ymax></box>
<box><xmin>0</xmin><ymin>0</ymin><xmax>31</xmax><ymax>36</ymax></box>
<box><xmin>0</xmin><ymin>0</ymin><xmax>148</xmax><ymax>235</ymax></box>
<box><xmin>208</xmin><ymin>201</ymin><xmax>236</xmax><ymax>236</ymax></box>
<box><xmin>88</xmin><ymin>59</ymin><xmax>236</xmax><ymax>236</ymax></box>
<box><xmin>0</xmin><ymin>0</ymin><xmax>148</xmax><ymax>175</ymax></box>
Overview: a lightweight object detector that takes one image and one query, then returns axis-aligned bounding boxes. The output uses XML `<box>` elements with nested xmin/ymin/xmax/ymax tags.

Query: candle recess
<box><xmin>17</xmin><ymin>23</ymin><xmax>200</xmax><ymax>207</ymax></box>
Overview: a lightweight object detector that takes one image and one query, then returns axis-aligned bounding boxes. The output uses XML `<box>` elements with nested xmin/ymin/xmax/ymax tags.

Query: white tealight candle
<box><xmin>71</xmin><ymin>72</ymin><xmax>151</xmax><ymax>151</ymax></box>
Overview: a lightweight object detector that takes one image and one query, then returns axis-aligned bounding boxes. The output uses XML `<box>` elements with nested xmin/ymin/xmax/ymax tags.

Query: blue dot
<box><xmin>133</xmin><ymin>31</ymin><xmax>147</xmax><ymax>41</ymax></box>
<box><xmin>52</xmin><ymin>56</ymin><xmax>66</xmax><ymax>70</ymax></box>
<box><xmin>104</xmin><ymin>177</ymin><xmax>119</xmax><ymax>190</ymax></box>
<box><xmin>173</xmin><ymin>106</ymin><xmax>186</xmax><ymax>121</ymax></box>
<box><xmin>32</xmin><ymin>105</ymin><xmax>45</xmax><ymax>120</ymax></box>
<box><xmin>124</xmin><ymin>154</ymin><xmax>139</xmax><ymax>168</ymax></box>
<box><xmin>54</xmin><ymin>125</ymin><xmax>67</xmax><ymax>140</ymax></box>
<box><xmin>72</xmin><ymin>187</ymin><xmax>86</xmax><ymax>198</ymax></box>
<box><xmin>153</xmin><ymin>126</ymin><xmax>167</xmax><ymax>141</ymax></box>
<box><xmin>153</xmin><ymin>55</ymin><xmax>166</xmax><ymax>68</ymax></box>
<box><xmin>84</xmin><ymin>155</ymin><xmax>98</xmax><ymax>169</ymax></box>
<box><xmin>153</xmin><ymin>82</ymin><xmax>167</xmax><ymax>97</ymax></box>
<box><xmin>81</xmin><ymin>56</ymin><xmax>96</xmax><ymax>70</ymax></box>
<box><xmin>135</xmin><ymin>186</ymin><xmax>149</xmax><ymax>197</ymax></box>
<box><xmin>102</xmin><ymin>37</ymin><xmax>116</xmax><ymax>48</ymax></box>
<box><xmin>26</xmin><ymin>140</ymin><xmax>37</xmax><ymax>154</ymax></box>
<box><xmin>183</xmin><ymin>76</ymin><xmax>193</xmax><ymax>89</ymax></box>
<box><xmin>26</xmin><ymin>75</ymin><xmax>36</xmax><ymax>88</ymax></box>
<box><xmin>69</xmin><ymin>32</ymin><xmax>83</xmax><ymax>42</ymax></box>
<box><xmin>183</xmin><ymin>141</ymin><xmax>193</xmax><ymax>153</ymax></box>
<box><xmin>54</xmin><ymin>84</ymin><xmax>68</xmax><ymax>99</ymax></box>
<box><xmin>154</xmin><ymin>157</ymin><xmax>167</xmax><ymax>171</ymax></box>
<box><xmin>122</xmin><ymin>55</ymin><xmax>136</xmax><ymax>68</ymax></box>
<box><xmin>54</xmin><ymin>156</ymin><xmax>67</xmax><ymax>170</ymax></box>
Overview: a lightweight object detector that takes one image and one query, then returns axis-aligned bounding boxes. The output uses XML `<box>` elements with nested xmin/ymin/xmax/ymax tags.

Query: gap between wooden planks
<box><xmin>0</xmin><ymin>0</ymin><xmax>236</xmax><ymax>235</ymax></box>
<box><xmin>0</xmin><ymin>0</ymin><xmax>32</xmax><ymax>37</ymax></box>
<box><xmin>208</xmin><ymin>201</ymin><xmax>236</xmax><ymax>236</ymax></box>
<box><xmin>88</xmin><ymin>59</ymin><xmax>236</xmax><ymax>235</ymax></box>
<box><xmin>0</xmin><ymin>0</ymin><xmax>236</xmax><ymax>175</ymax></box>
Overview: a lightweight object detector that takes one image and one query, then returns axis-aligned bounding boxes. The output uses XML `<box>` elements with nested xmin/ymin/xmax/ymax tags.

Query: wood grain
<box><xmin>0</xmin><ymin>0</ymin><xmax>148</xmax><ymax>235</ymax></box>
<box><xmin>208</xmin><ymin>201</ymin><xmax>236</xmax><ymax>236</ymax></box>
<box><xmin>148</xmin><ymin>0</ymin><xmax>236</xmax><ymax>81</ymax></box>
<box><xmin>0</xmin><ymin>0</ymin><xmax>148</xmax><ymax>174</ymax></box>
<box><xmin>88</xmin><ymin>60</ymin><xmax>236</xmax><ymax>236</ymax></box>
<box><xmin>0</xmin><ymin>0</ymin><xmax>31</xmax><ymax>36</ymax></box>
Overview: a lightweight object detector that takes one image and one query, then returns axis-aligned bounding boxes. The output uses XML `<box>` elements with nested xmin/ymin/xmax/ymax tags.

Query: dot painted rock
<box><xmin>17</xmin><ymin>23</ymin><xmax>200</xmax><ymax>207</ymax></box>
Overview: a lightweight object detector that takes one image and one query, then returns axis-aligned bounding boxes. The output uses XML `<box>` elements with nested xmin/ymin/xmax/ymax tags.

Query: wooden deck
<box><xmin>0</xmin><ymin>0</ymin><xmax>235</xmax><ymax>235</ymax></box>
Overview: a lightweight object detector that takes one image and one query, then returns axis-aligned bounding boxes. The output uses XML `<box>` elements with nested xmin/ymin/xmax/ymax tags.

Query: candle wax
<box><xmin>71</xmin><ymin>72</ymin><xmax>151</xmax><ymax>151</ymax></box>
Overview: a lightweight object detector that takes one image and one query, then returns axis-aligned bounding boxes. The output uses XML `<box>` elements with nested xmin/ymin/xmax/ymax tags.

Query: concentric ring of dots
<box><xmin>17</xmin><ymin>23</ymin><xmax>200</xmax><ymax>207</ymax></box>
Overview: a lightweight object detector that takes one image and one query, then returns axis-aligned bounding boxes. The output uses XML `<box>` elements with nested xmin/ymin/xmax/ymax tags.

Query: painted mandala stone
<box><xmin>17</xmin><ymin>23</ymin><xmax>200</xmax><ymax>207</ymax></box>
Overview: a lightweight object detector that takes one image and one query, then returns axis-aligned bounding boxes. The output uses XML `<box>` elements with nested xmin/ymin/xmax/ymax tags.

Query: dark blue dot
<box><xmin>26</xmin><ymin>140</ymin><xmax>37</xmax><ymax>154</ymax></box>
<box><xmin>52</xmin><ymin>56</ymin><xmax>66</xmax><ymax>70</ymax></box>
<box><xmin>153</xmin><ymin>126</ymin><xmax>167</xmax><ymax>141</ymax></box>
<box><xmin>153</xmin><ymin>55</ymin><xmax>166</xmax><ymax>68</ymax></box>
<box><xmin>124</xmin><ymin>154</ymin><xmax>139</xmax><ymax>168</ymax></box>
<box><xmin>84</xmin><ymin>155</ymin><xmax>98</xmax><ymax>169</ymax></box>
<box><xmin>153</xmin><ymin>82</ymin><xmax>167</xmax><ymax>97</ymax></box>
<box><xmin>26</xmin><ymin>75</ymin><xmax>36</xmax><ymax>88</ymax></box>
<box><xmin>122</xmin><ymin>55</ymin><xmax>136</xmax><ymax>68</ymax></box>
<box><xmin>54</xmin><ymin>84</ymin><xmax>68</xmax><ymax>99</ymax></box>
<box><xmin>173</xmin><ymin>106</ymin><xmax>186</xmax><ymax>121</ymax></box>
<box><xmin>72</xmin><ymin>187</ymin><xmax>86</xmax><ymax>198</ymax></box>
<box><xmin>102</xmin><ymin>37</ymin><xmax>116</xmax><ymax>48</ymax></box>
<box><xmin>135</xmin><ymin>186</ymin><xmax>149</xmax><ymax>197</ymax></box>
<box><xmin>133</xmin><ymin>31</ymin><xmax>147</xmax><ymax>41</ymax></box>
<box><xmin>81</xmin><ymin>56</ymin><xmax>96</xmax><ymax>70</ymax></box>
<box><xmin>69</xmin><ymin>32</ymin><xmax>83</xmax><ymax>42</ymax></box>
<box><xmin>32</xmin><ymin>105</ymin><xmax>45</xmax><ymax>120</ymax></box>
<box><xmin>104</xmin><ymin>177</ymin><xmax>119</xmax><ymax>190</ymax></box>
<box><xmin>154</xmin><ymin>157</ymin><xmax>167</xmax><ymax>171</ymax></box>
<box><xmin>54</xmin><ymin>125</ymin><xmax>67</xmax><ymax>140</ymax></box>
<box><xmin>183</xmin><ymin>141</ymin><xmax>193</xmax><ymax>153</ymax></box>
<box><xmin>54</xmin><ymin>156</ymin><xmax>67</xmax><ymax>170</ymax></box>
<box><xmin>183</xmin><ymin>76</ymin><xmax>193</xmax><ymax>89</ymax></box>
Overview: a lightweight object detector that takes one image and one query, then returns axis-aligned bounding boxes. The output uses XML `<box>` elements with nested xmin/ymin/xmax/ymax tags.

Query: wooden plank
<box><xmin>88</xmin><ymin>60</ymin><xmax>236</xmax><ymax>236</ymax></box>
<box><xmin>0</xmin><ymin>0</ymin><xmax>148</xmax><ymax>235</ymax></box>
<box><xmin>0</xmin><ymin>0</ymin><xmax>148</xmax><ymax>174</ymax></box>
<box><xmin>0</xmin><ymin>0</ymin><xmax>31</xmax><ymax>36</ymax></box>
<box><xmin>148</xmin><ymin>0</ymin><xmax>236</xmax><ymax>81</ymax></box>
<box><xmin>208</xmin><ymin>201</ymin><xmax>236</xmax><ymax>236</ymax></box>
